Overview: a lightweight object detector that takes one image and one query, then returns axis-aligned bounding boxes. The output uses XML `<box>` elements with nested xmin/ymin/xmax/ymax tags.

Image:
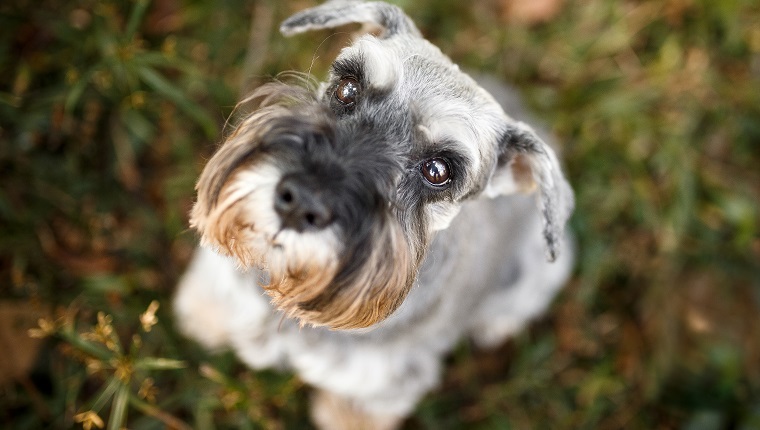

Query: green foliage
<box><xmin>1</xmin><ymin>0</ymin><xmax>759</xmax><ymax>428</ymax></box>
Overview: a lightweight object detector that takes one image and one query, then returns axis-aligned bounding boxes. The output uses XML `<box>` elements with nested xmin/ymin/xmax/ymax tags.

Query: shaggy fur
<box><xmin>175</xmin><ymin>1</ymin><xmax>574</xmax><ymax>428</ymax></box>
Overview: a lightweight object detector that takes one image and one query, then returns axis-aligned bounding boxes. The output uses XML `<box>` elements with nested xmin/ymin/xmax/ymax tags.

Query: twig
<box><xmin>129</xmin><ymin>394</ymin><xmax>193</xmax><ymax>430</ymax></box>
<box><xmin>240</xmin><ymin>1</ymin><xmax>276</xmax><ymax>97</ymax></box>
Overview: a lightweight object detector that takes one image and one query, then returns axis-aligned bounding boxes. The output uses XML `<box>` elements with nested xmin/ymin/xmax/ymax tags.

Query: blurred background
<box><xmin>1</xmin><ymin>0</ymin><xmax>759</xmax><ymax>428</ymax></box>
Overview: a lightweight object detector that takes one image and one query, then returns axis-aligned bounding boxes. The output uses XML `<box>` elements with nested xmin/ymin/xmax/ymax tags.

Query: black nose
<box><xmin>274</xmin><ymin>177</ymin><xmax>334</xmax><ymax>232</ymax></box>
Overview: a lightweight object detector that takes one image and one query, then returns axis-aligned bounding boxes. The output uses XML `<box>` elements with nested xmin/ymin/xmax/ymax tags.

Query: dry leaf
<box><xmin>0</xmin><ymin>302</ymin><xmax>49</xmax><ymax>385</ymax></box>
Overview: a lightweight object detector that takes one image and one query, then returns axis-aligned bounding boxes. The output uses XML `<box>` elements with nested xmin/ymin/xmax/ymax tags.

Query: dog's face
<box><xmin>190</xmin><ymin>1</ymin><xmax>573</xmax><ymax>329</ymax></box>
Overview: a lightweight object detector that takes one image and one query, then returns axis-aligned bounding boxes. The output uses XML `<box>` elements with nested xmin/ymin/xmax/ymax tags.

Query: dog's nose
<box><xmin>274</xmin><ymin>177</ymin><xmax>334</xmax><ymax>232</ymax></box>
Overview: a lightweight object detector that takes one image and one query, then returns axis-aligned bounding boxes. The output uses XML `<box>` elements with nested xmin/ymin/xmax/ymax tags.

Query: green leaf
<box><xmin>134</xmin><ymin>51</ymin><xmax>199</xmax><ymax>73</ymax></box>
<box><xmin>82</xmin><ymin>274</ymin><xmax>132</xmax><ymax>295</ymax></box>
<box><xmin>108</xmin><ymin>384</ymin><xmax>130</xmax><ymax>430</ymax></box>
<box><xmin>121</xmin><ymin>107</ymin><xmax>156</xmax><ymax>150</ymax></box>
<box><xmin>135</xmin><ymin>357</ymin><xmax>187</xmax><ymax>370</ymax></box>
<box><xmin>91</xmin><ymin>377</ymin><xmax>122</xmax><ymax>414</ymax></box>
<box><xmin>136</xmin><ymin>66</ymin><xmax>217</xmax><ymax>138</ymax></box>
<box><xmin>58</xmin><ymin>328</ymin><xmax>114</xmax><ymax>362</ymax></box>
<box><xmin>124</xmin><ymin>0</ymin><xmax>152</xmax><ymax>42</ymax></box>
<box><xmin>64</xmin><ymin>70</ymin><xmax>95</xmax><ymax>113</ymax></box>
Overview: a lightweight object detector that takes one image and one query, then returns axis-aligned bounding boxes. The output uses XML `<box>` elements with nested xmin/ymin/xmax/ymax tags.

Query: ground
<box><xmin>1</xmin><ymin>0</ymin><xmax>759</xmax><ymax>428</ymax></box>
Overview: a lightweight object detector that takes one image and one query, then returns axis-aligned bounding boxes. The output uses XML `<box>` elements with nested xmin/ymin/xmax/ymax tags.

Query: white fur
<box><xmin>174</xmin><ymin>249</ymin><xmax>441</xmax><ymax>416</ymax></box>
<box><xmin>483</xmin><ymin>157</ymin><xmax>530</xmax><ymax>197</ymax></box>
<box><xmin>423</xmin><ymin>110</ymin><xmax>483</xmax><ymax>174</ymax></box>
<box><xmin>341</xmin><ymin>36</ymin><xmax>400</xmax><ymax>91</ymax></box>
<box><xmin>217</xmin><ymin>164</ymin><xmax>343</xmax><ymax>273</ymax></box>
<box><xmin>173</xmin><ymin>247</ymin><xmax>279</xmax><ymax>361</ymax></box>
<box><xmin>176</xmin><ymin>4</ymin><xmax>574</xmax><ymax>424</ymax></box>
<box><xmin>426</xmin><ymin>202</ymin><xmax>461</xmax><ymax>231</ymax></box>
<box><xmin>175</xmin><ymin>193</ymin><xmax>572</xmax><ymax>417</ymax></box>
<box><xmin>467</xmin><ymin>232</ymin><xmax>575</xmax><ymax>348</ymax></box>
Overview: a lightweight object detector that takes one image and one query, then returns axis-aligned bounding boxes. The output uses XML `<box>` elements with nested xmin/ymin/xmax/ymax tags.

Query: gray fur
<box><xmin>175</xmin><ymin>1</ymin><xmax>574</xmax><ymax>427</ymax></box>
<box><xmin>281</xmin><ymin>0</ymin><xmax>421</xmax><ymax>38</ymax></box>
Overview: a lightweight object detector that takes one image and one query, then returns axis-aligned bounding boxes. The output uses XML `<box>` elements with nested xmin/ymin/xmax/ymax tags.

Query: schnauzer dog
<box><xmin>174</xmin><ymin>1</ymin><xmax>574</xmax><ymax>428</ymax></box>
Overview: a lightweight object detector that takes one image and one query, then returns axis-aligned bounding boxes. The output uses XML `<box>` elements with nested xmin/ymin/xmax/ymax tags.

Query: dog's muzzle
<box><xmin>189</xmin><ymin>89</ymin><xmax>423</xmax><ymax>329</ymax></box>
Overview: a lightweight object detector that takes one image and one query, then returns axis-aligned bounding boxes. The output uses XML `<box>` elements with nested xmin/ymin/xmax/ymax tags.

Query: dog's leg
<box><xmin>173</xmin><ymin>247</ymin><xmax>244</xmax><ymax>350</ymax></box>
<box><xmin>310</xmin><ymin>389</ymin><xmax>404</xmax><ymax>430</ymax></box>
<box><xmin>173</xmin><ymin>247</ymin><xmax>288</xmax><ymax>368</ymax></box>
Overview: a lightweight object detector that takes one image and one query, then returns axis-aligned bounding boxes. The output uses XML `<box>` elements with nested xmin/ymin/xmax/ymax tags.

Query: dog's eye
<box><xmin>335</xmin><ymin>77</ymin><xmax>360</xmax><ymax>105</ymax></box>
<box><xmin>421</xmin><ymin>158</ymin><xmax>451</xmax><ymax>186</ymax></box>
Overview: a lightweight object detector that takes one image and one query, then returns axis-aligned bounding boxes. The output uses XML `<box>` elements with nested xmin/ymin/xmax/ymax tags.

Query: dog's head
<box><xmin>190</xmin><ymin>0</ymin><xmax>573</xmax><ymax>329</ymax></box>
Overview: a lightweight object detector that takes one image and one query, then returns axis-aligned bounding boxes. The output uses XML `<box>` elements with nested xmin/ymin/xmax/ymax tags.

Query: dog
<box><xmin>174</xmin><ymin>1</ymin><xmax>574</xmax><ymax>428</ymax></box>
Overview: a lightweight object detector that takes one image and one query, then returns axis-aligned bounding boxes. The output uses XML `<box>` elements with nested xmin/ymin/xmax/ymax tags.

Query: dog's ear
<box><xmin>485</xmin><ymin>121</ymin><xmax>574</xmax><ymax>262</ymax></box>
<box><xmin>280</xmin><ymin>0</ymin><xmax>421</xmax><ymax>39</ymax></box>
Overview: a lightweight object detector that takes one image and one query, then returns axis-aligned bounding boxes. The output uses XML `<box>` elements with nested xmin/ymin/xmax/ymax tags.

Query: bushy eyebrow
<box><xmin>331</xmin><ymin>55</ymin><xmax>366</xmax><ymax>82</ymax></box>
<box><xmin>410</xmin><ymin>140</ymin><xmax>472</xmax><ymax>169</ymax></box>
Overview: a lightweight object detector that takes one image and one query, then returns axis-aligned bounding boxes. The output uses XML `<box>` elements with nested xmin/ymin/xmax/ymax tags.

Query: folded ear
<box><xmin>485</xmin><ymin>121</ymin><xmax>574</xmax><ymax>262</ymax></box>
<box><xmin>280</xmin><ymin>0</ymin><xmax>421</xmax><ymax>39</ymax></box>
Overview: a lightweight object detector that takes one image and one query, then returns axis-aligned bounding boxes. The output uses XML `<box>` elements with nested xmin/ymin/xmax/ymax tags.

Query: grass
<box><xmin>1</xmin><ymin>0</ymin><xmax>759</xmax><ymax>428</ymax></box>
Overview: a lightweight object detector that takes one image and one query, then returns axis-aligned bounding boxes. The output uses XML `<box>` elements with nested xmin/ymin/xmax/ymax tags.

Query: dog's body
<box><xmin>174</xmin><ymin>1</ymin><xmax>574</xmax><ymax>428</ymax></box>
